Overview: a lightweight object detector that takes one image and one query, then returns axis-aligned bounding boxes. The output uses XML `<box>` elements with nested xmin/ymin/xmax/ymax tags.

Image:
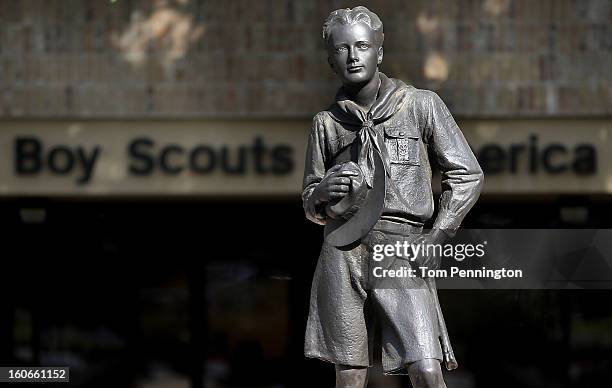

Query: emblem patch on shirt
<box><xmin>397</xmin><ymin>138</ymin><xmax>412</xmax><ymax>160</ymax></box>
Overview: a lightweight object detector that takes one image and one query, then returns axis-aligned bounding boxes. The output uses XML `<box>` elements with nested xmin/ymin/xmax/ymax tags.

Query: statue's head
<box><xmin>322</xmin><ymin>6</ymin><xmax>384</xmax><ymax>87</ymax></box>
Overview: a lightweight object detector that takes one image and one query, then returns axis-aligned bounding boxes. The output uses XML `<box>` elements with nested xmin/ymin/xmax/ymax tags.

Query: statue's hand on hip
<box><xmin>413</xmin><ymin>229</ymin><xmax>449</xmax><ymax>273</ymax></box>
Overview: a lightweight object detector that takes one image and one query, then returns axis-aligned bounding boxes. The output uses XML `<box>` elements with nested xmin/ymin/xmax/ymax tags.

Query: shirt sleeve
<box><xmin>424</xmin><ymin>91</ymin><xmax>484</xmax><ymax>235</ymax></box>
<box><xmin>302</xmin><ymin>113</ymin><xmax>328</xmax><ymax>225</ymax></box>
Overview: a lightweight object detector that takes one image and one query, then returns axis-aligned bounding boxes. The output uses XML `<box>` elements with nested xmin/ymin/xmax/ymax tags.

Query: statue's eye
<box><xmin>357</xmin><ymin>43</ymin><xmax>370</xmax><ymax>49</ymax></box>
<box><xmin>335</xmin><ymin>46</ymin><xmax>347</xmax><ymax>53</ymax></box>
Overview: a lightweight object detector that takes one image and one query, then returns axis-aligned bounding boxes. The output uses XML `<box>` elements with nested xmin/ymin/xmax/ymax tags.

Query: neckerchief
<box><xmin>329</xmin><ymin>72</ymin><xmax>412</xmax><ymax>188</ymax></box>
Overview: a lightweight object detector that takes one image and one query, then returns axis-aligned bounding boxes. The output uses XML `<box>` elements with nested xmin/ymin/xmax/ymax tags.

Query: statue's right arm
<box><xmin>302</xmin><ymin>113</ymin><xmax>328</xmax><ymax>225</ymax></box>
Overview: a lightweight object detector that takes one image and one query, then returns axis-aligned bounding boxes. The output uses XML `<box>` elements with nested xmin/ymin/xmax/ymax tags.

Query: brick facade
<box><xmin>0</xmin><ymin>0</ymin><xmax>610</xmax><ymax>117</ymax></box>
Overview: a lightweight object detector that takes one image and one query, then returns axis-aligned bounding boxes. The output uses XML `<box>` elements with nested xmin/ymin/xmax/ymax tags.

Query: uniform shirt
<box><xmin>302</xmin><ymin>73</ymin><xmax>484</xmax><ymax>235</ymax></box>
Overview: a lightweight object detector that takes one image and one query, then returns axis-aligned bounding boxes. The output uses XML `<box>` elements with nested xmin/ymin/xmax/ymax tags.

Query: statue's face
<box><xmin>327</xmin><ymin>22</ymin><xmax>383</xmax><ymax>86</ymax></box>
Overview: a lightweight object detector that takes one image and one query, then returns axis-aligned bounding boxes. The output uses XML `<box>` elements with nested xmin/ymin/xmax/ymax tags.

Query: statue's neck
<box><xmin>343</xmin><ymin>71</ymin><xmax>380</xmax><ymax>112</ymax></box>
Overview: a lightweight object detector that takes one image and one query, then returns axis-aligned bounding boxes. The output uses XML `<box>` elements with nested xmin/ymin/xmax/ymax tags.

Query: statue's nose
<box><xmin>348</xmin><ymin>47</ymin><xmax>359</xmax><ymax>61</ymax></box>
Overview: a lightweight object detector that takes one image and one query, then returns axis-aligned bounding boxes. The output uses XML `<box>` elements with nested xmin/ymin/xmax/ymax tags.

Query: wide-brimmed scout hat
<box><xmin>323</xmin><ymin>155</ymin><xmax>386</xmax><ymax>248</ymax></box>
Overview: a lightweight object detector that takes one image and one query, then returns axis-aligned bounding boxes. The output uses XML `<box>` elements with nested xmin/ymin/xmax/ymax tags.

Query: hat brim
<box><xmin>324</xmin><ymin>151</ymin><xmax>386</xmax><ymax>248</ymax></box>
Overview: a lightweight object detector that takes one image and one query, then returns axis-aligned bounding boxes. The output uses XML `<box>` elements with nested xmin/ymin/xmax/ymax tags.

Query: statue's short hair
<box><xmin>322</xmin><ymin>6</ymin><xmax>384</xmax><ymax>47</ymax></box>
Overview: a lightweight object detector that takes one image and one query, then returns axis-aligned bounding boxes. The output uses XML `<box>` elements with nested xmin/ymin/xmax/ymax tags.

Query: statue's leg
<box><xmin>335</xmin><ymin>365</ymin><xmax>369</xmax><ymax>388</ymax></box>
<box><xmin>407</xmin><ymin>359</ymin><xmax>447</xmax><ymax>388</ymax></box>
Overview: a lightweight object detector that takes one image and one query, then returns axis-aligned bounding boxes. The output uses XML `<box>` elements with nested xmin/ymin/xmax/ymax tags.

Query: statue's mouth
<box><xmin>347</xmin><ymin>65</ymin><xmax>364</xmax><ymax>72</ymax></box>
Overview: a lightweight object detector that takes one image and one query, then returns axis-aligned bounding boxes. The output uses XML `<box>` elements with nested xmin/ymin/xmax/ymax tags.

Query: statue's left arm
<box><xmin>424</xmin><ymin>91</ymin><xmax>484</xmax><ymax>237</ymax></box>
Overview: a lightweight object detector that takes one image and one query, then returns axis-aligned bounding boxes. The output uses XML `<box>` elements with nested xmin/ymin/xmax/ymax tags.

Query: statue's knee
<box><xmin>410</xmin><ymin>360</ymin><xmax>444</xmax><ymax>388</ymax></box>
<box><xmin>421</xmin><ymin>365</ymin><xmax>442</xmax><ymax>384</ymax></box>
<box><xmin>335</xmin><ymin>365</ymin><xmax>368</xmax><ymax>388</ymax></box>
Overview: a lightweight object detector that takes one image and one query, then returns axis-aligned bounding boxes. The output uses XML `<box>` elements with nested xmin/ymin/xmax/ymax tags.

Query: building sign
<box><xmin>14</xmin><ymin>135</ymin><xmax>294</xmax><ymax>184</ymax></box>
<box><xmin>464</xmin><ymin>119</ymin><xmax>610</xmax><ymax>194</ymax></box>
<box><xmin>0</xmin><ymin>120</ymin><xmax>304</xmax><ymax>196</ymax></box>
<box><xmin>477</xmin><ymin>135</ymin><xmax>596</xmax><ymax>176</ymax></box>
<box><xmin>0</xmin><ymin>119</ymin><xmax>611</xmax><ymax>196</ymax></box>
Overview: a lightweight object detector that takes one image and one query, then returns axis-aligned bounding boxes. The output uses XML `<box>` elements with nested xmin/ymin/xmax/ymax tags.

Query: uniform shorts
<box><xmin>304</xmin><ymin>220</ymin><xmax>443</xmax><ymax>375</ymax></box>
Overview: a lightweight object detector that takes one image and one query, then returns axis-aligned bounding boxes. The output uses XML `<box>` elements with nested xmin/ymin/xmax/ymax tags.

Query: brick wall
<box><xmin>0</xmin><ymin>0</ymin><xmax>610</xmax><ymax>118</ymax></box>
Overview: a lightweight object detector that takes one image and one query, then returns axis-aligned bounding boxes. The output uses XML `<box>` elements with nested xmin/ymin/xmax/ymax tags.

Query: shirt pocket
<box><xmin>383</xmin><ymin>124</ymin><xmax>421</xmax><ymax>166</ymax></box>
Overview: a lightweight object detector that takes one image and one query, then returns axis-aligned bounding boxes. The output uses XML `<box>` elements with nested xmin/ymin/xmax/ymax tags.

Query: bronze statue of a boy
<box><xmin>302</xmin><ymin>6</ymin><xmax>484</xmax><ymax>388</ymax></box>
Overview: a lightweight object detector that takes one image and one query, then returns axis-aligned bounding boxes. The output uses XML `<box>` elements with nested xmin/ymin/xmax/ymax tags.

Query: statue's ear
<box><xmin>377</xmin><ymin>46</ymin><xmax>384</xmax><ymax>65</ymax></box>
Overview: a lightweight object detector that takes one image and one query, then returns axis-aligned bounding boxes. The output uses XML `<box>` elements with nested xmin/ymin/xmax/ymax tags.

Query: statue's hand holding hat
<box><xmin>324</xmin><ymin>161</ymin><xmax>367</xmax><ymax>220</ymax></box>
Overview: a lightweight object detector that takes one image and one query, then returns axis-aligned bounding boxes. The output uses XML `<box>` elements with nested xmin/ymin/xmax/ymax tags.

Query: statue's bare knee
<box><xmin>335</xmin><ymin>365</ymin><xmax>369</xmax><ymax>388</ymax></box>
<box><xmin>407</xmin><ymin>359</ymin><xmax>446</xmax><ymax>388</ymax></box>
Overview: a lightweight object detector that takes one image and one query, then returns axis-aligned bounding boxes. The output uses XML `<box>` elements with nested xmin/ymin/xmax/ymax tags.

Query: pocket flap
<box><xmin>384</xmin><ymin>124</ymin><xmax>419</xmax><ymax>139</ymax></box>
